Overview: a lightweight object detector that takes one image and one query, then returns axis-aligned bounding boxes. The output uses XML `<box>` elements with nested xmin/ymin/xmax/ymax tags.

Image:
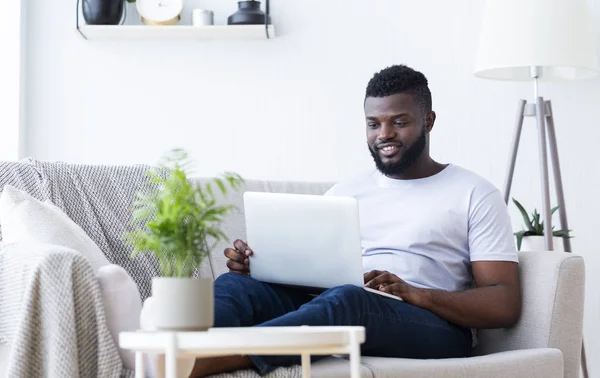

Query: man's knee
<box><xmin>214</xmin><ymin>272</ymin><xmax>263</xmax><ymax>290</ymax></box>
<box><xmin>320</xmin><ymin>284</ymin><xmax>368</xmax><ymax>303</ymax></box>
<box><xmin>309</xmin><ymin>284</ymin><xmax>369</xmax><ymax>323</ymax></box>
<box><xmin>215</xmin><ymin>272</ymin><xmax>251</xmax><ymax>286</ymax></box>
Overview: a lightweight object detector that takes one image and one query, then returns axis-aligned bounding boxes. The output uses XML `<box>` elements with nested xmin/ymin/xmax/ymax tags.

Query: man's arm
<box><xmin>365</xmin><ymin>260</ymin><xmax>521</xmax><ymax>329</ymax></box>
<box><xmin>416</xmin><ymin>261</ymin><xmax>520</xmax><ymax>329</ymax></box>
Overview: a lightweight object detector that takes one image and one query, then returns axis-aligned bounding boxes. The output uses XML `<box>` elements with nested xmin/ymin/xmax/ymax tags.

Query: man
<box><xmin>190</xmin><ymin>65</ymin><xmax>521</xmax><ymax>377</ymax></box>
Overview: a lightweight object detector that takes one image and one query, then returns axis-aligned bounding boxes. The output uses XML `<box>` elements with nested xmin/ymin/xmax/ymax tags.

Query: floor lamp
<box><xmin>474</xmin><ymin>0</ymin><xmax>599</xmax><ymax>376</ymax></box>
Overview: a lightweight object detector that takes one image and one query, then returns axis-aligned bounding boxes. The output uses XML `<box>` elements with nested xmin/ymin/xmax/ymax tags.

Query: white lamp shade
<box><xmin>474</xmin><ymin>0</ymin><xmax>599</xmax><ymax>81</ymax></box>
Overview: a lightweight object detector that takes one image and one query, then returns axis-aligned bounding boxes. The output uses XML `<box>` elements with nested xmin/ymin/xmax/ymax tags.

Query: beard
<box><xmin>368</xmin><ymin>127</ymin><xmax>427</xmax><ymax>177</ymax></box>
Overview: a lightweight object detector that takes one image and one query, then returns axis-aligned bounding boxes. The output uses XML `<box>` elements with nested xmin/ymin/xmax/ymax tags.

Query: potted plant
<box><xmin>124</xmin><ymin>149</ymin><xmax>243</xmax><ymax>331</ymax></box>
<box><xmin>512</xmin><ymin>198</ymin><xmax>572</xmax><ymax>252</ymax></box>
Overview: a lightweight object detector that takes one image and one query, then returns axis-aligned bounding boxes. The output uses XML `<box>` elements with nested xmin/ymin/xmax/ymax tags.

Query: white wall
<box><xmin>24</xmin><ymin>0</ymin><xmax>600</xmax><ymax>372</ymax></box>
<box><xmin>0</xmin><ymin>0</ymin><xmax>25</xmax><ymax>161</ymax></box>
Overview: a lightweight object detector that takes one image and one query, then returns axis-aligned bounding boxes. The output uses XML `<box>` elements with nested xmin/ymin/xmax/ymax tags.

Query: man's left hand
<box><xmin>364</xmin><ymin>270</ymin><xmax>426</xmax><ymax>306</ymax></box>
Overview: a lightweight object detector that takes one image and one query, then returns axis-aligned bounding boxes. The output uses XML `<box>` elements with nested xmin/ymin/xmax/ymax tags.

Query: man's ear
<box><xmin>425</xmin><ymin>111</ymin><xmax>436</xmax><ymax>132</ymax></box>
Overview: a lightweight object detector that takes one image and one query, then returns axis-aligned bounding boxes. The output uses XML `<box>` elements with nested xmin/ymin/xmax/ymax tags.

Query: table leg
<box><xmin>301</xmin><ymin>354</ymin><xmax>311</xmax><ymax>378</ymax></box>
<box><xmin>165</xmin><ymin>333</ymin><xmax>178</xmax><ymax>378</ymax></box>
<box><xmin>349</xmin><ymin>331</ymin><xmax>361</xmax><ymax>378</ymax></box>
<box><xmin>135</xmin><ymin>351</ymin><xmax>145</xmax><ymax>378</ymax></box>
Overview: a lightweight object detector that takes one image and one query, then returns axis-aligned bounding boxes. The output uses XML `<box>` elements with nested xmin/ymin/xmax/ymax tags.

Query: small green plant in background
<box><xmin>124</xmin><ymin>148</ymin><xmax>244</xmax><ymax>277</ymax></box>
<box><xmin>512</xmin><ymin>198</ymin><xmax>572</xmax><ymax>251</ymax></box>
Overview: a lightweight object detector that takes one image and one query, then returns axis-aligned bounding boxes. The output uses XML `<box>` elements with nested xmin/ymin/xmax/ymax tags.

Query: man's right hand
<box><xmin>224</xmin><ymin>239</ymin><xmax>253</xmax><ymax>275</ymax></box>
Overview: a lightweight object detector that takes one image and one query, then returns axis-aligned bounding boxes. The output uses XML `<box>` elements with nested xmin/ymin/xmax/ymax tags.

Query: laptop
<box><xmin>243</xmin><ymin>191</ymin><xmax>403</xmax><ymax>301</ymax></box>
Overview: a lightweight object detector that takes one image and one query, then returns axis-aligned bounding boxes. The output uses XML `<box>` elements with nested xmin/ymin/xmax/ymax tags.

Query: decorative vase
<box><xmin>519</xmin><ymin>236</ymin><xmax>566</xmax><ymax>252</ymax></box>
<box><xmin>227</xmin><ymin>1</ymin><xmax>270</xmax><ymax>25</ymax></box>
<box><xmin>82</xmin><ymin>0</ymin><xmax>124</xmax><ymax>25</ymax></box>
<box><xmin>152</xmin><ymin>277</ymin><xmax>214</xmax><ymax>331</ymax></box>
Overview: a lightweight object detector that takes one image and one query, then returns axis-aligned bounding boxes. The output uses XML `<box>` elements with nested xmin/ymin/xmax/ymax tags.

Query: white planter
<box><xmin>519</xmin><ymin>236</ymin><xmax>565</xmax><ymax>252</ymax></box>
<box><xmin>152</xmin><ymin>277</ymin><xmax>214</xmax><ymax>331</ymax></box>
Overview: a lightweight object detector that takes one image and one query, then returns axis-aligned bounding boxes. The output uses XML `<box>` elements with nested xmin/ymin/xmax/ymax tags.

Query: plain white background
<box><xmin>4</xmin><ymin>0</ymin><xmax>600</xmax><ymax>372</ymax></box>
<box><xmin>0</xmin><ymin>0</ymin><xmax>23</xmax><ymax>161</ymax></box>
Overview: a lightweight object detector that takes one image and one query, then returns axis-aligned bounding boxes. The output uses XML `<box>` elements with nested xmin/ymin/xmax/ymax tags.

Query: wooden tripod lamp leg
<box><xmin>544</xmin><ymin>101</ymin><xmax>572</xmax><ymax>252</ymax></box>
<box><xmin>503</xmin><ymin>100</ymin><xmax>527</xmax><ymax>204</ymax></box>
<box><xmin>535</xmin><ymin>96</ymin><xmax>553</xmax><ymax>251</ymax></box>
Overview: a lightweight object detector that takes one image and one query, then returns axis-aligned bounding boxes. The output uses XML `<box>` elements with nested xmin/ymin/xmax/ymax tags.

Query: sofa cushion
<box><xmin>0</xmin><ymin>185</ymin><xmax>110</xmax><ymax>272</ymax></box>
<box><xmin>311</xmin><ymin>357</ymin><xmax>374</xmax><ymax>378</ymax></box>
<box><xmin>360</xmin><ymin>348</ymin><xmax>563</xmax><ymax>378</ymax></box>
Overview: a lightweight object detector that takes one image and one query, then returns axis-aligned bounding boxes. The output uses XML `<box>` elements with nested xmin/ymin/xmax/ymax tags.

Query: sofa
<box><xmin>0</xmin><ymin>159</ymin><xmax>585</xmax><ymax>378</ymax></box>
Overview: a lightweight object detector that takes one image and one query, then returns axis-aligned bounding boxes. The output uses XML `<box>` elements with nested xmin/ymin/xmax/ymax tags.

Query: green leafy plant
<box><xmin>512</xmin><ymin>198</ymin><xmax>571</xmax><ymax>251</ymax></box>
<box><xmin>124</xmin><ymin>148</ymin><xmax>244</xmax><ymax>277</ymax></box>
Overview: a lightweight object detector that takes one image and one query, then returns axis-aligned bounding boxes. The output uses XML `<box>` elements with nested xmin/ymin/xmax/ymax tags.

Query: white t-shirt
<box><xmin>325</xmin><ymin>164</ymin><xmax>518</xmax><ymax>292</ymax></box>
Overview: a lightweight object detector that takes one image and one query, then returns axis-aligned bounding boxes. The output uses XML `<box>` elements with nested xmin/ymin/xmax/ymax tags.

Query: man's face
<box><xmin>365</xmin><ymin>93</ymin><xmax>430</xmax><ymax>177</ymax></box>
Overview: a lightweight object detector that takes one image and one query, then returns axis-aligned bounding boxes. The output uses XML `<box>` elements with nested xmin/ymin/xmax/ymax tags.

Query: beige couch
<box><xmin>0</xmin><ymin>170</ymin><xmax>586</xmax><ymax>378</ymax></box>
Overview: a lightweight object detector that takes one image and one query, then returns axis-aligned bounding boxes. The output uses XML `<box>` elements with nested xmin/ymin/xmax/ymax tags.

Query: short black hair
<box><xmin>365</xmin><ymin>65</ymin><xmax>432</xmax><ymax>114</ymax></box>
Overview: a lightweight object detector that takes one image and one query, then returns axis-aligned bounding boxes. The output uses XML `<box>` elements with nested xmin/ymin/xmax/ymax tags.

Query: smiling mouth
<box><xmin>378</xmin><ymin>145</ymin><xmax>400</xmax><ymax>157</ymax></box>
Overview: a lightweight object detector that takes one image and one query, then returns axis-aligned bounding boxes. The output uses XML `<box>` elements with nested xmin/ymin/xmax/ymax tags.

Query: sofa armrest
<box><xmin>361</xmin><ymin>348</ymin><xmax>563</xmax><ymax>378</ymax></box>
<box><xmin>475</xmin><ymin>251</ymin><xmax>584</xmax><ymax>378</ymax></box>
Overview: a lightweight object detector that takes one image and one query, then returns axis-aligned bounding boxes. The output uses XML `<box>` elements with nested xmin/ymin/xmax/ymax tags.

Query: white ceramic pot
<box><xmin>152</xmin><ymin>277</ymin><xmax>214</xmax><ymax>331</ymax></box>
<box><xmin>519</xmin><ymin>236</ymin><xmax>565</xmax><ymax>252</ymax></box>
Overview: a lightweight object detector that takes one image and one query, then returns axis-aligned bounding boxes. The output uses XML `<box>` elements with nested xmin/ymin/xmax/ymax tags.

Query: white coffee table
<box><xmin>119</xmin><ymin>326</ymin><xmax>365</xmax><ymax>378</ymax></box>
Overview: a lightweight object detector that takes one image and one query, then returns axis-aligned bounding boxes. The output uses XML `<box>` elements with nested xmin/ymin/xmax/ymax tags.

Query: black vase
<box><xmin>82</xmin><ymin>0</ymin><xmax>124</xmax><ymax>25</ymax></box>
<box><xmin>228</xmin><ymin>1</ymin><xmax>270</xmax><ymax>25</ymax></box>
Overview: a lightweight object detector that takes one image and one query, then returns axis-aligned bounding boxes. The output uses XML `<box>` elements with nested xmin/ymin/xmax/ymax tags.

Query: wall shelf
<box><xmin>77</xmin><ymin>24</ymin><xmax>275</xmax><ymax>41</ymax></box>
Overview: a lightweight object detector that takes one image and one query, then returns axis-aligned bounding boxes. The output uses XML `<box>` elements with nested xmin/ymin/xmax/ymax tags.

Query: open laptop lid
<box><xmin>243</xmin><ymin>192</ymin><xmax>364</xmax><ymax>291</ymax></box>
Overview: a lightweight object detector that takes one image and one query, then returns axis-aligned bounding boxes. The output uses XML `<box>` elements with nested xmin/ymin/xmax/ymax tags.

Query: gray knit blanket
<box><xmin>0</xmin><ymin>242</ymin><xmax>124</xmax><ymax>378</ymax></box>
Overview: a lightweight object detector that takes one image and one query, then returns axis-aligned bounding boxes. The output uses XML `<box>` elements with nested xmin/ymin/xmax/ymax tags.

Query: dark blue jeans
<box><xmin>214</xmin><ymin>272</ymin><xmax>471</xmax><ymax>375</ymax></box>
